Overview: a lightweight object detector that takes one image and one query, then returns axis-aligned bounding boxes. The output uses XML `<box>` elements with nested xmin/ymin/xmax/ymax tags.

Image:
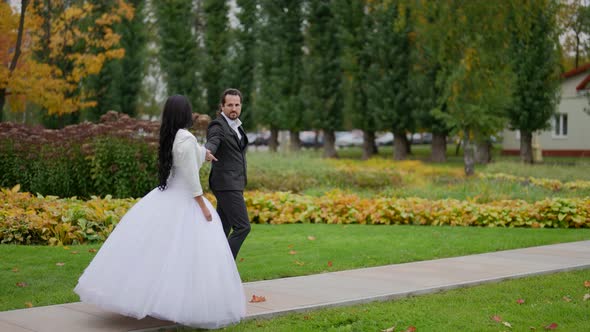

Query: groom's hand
<box><xmin>205</xmin><ymin>149</ymin><xmax>218</xmax><ymax>162</ymax></box>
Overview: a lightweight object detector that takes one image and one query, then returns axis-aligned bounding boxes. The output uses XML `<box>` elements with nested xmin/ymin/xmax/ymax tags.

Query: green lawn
<box><xmin>205</xmin><ymin>269</ymin><xmax>590</xmax><ymax>332</ymax></box>
<box><xmin>1</xmin><ymin>224</ymin><xmax>589</xmax><ymax>312</ymax></box>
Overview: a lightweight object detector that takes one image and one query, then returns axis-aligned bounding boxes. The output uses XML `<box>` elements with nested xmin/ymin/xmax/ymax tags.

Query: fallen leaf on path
<box><xmin>11</xmin><ymin>267</ymin><xmax>19</xmax><ymax>273</ymax></box>
<box><xmin>562</xmin><ymin>295</ymin><xmax>572</xmax><ymax>302</ymax></box>
<box><xmin>88</xmin><ymin>249</ymin><xmax>97</xmax><ymax>253</ymax></box>
<box><xmin>249</xmin><ymin>295</ymin><xmax>266</xmax><ymax>303</ymax></box>
<box><xmin>584</xmin><ymin>280</ymin><xmax>590</xmax><ymax>288</ymax></box>
<box><xmin>16</xmin><ymin>282</ymin><xmax>28</xmax><ymax>288</ymax></box>
<box><xmin>583</xmin><ymin>294</ymin><xmax>590</xmax><ymax>301</ymax></box>
<box><xmin>24</xmin><ymin>302</ymin><xmax>33</xmax><ymax>308</ymax></box>
<box><xmin>381</xmin><ymin>326</ymin><xmax>395</xmax><ymax>332</ymax></box>
<box><xmin>327</xmin><ymin>261</ymin><xmax>333</xmax><ymax>267</ymax></box>
<box><xmin>294</xmin><ymin>260</ymin><xmax>305</xmax><ymax>266</ymax></box>
<box><xmin>516</xmin><ymin>298</ymin><xmax>525</xmax><ymax>304</ymax></box>
<box><xmin>289</xmin><ymin>250</ymin><xmax>297</xmax><ymax>255</ymax></box>
<box><xmin>56</xmin><ymin>262</ymin><xmax>65</xmax><ymax>267</ymax></box>
<box><xmin>544</xmin><ymin>323</ymin><xmax>558</xmax><ymax>330</ymax></box>
<box><xmin>491</xmin><ymin>315</ymin><xmax>503</xmax><ymax>323</ymax></box>
<box><xmin>307</xmin><ymin>236</ymin><xmax>316</xmax><ymax>241</ymax></box>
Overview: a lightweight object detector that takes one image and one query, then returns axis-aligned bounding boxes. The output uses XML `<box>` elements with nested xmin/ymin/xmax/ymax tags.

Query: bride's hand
<box><xmin>194</xmin><ymin>195</ymin><xmax>213</xmax><ymax>222</ymax></box>
<box><xmin>202</xmin><ymin>206</ymin><xmax>213</xmax><ymax>222</ymax></box>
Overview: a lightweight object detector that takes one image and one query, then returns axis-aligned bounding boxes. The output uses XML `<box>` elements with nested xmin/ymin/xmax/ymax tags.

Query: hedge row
<box><xmin>1</xmin><ymin>187</ymin><xmax>588</xmax><ymax>245</ymax></box>
<box><xmin>480</xmin><ymin>173</ymin><xmax>590</xmax><ymax>191</ymax></box>
<box><xmin>0</xmin><ymin>113</ymin><xmax>209</xmax><ymax>198</ymax></box>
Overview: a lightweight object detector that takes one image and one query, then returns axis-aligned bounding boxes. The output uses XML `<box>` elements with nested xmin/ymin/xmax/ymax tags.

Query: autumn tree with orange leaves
<box><xmin>0</xmin><ymin>0</ymin><xmax>133</xmax><ymax>123</ymax></box>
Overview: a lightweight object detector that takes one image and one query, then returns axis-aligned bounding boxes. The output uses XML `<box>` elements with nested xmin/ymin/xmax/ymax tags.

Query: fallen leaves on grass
<box><xmin>88</xmin><ymin>249</ymin><xmax>97</xmax><ymax>253</ymax></box>
<box><xmin>584</xmin><ymin>280</ymin><xmax>590</xmax><ymax>288</ymax></box>
<box><xmin>381</xmin><ymin>326</ymin><xmax>395</xmax><ymax>332</ymax></box>
<box><xmin>24</xmin><ymin>302</ymin><xmax>33</xmax><ymax>308</ymax></box>
<box><xmin>491</xmin><ymin>315</ymin><xmax>503</xmax><ymax>323</ymax></box>
<box><xmin>516</xmin><ymin>298</ymin><xmax>525</xmax><ymax>304</ymax></box>
<box><xmin>16</xmin><ymin>282</ymin><xmax>28</xmax><ymax>288</ymax></box>
<box><xmin>307</xmin><ymin>236</ymin><xmax>316</xmax><ymax>241</ymax></box>
<box><xmin>583</xmin><ymin>294</ymin><xmax>590</xmax><ymax>301</ymax></box>
<box><xmin>71</xmin><ymin>251</ymin><xmax>79</xmax><ymax>254</ymax></box>
<box><xmin>249</xmin><ymin>295</ymin><xmax>266</xmax><ymax>303</ymax></box>
<box><xmin>503</xmin><ymin>321</ymin><xmax>513</xmax><ymax>328</ymax></box>
<box><xmin>11</xmin><ymin>267</ymin><xmax>19</xmax><ymax>273</ymax></box>
<box><xmin>289</xmin><ymin>250</ymin><xmax>297</xmax><ymax>255</ymax></box>
<box><xmin>562</xmin><ymin>295</ymin><xmax>572</xmax><ymax>302</ymax></box>
<box><xmin>327</xmin><ymin>261</ymin><xmax>333</xmax><ymax>267</ymax></box>
<box><xmin>239</xmin><ymin>258</ymin><xmax>245</xmax><ymax>262</ymax></box>
<box><xmin>56</xmin><ymin>262</ymin><xmax>65</xmax><ymax>267</ymax></box>
<box><xmin>404</xmin><ymin>326</ymin><xmax>416</xmax><ymax>332</ymax></box>
<box><xmin>544</xmin><ymin>323</ymin><xmax>558</xmax><ymax>330</ymax></box>
<box><xmin>294</xmin><ymin>260</ymin><xmax>305</xmax><ymax>266</ymax></box>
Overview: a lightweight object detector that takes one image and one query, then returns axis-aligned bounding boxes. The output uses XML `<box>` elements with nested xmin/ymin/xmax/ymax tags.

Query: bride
<box><xmin>74</xmin><ymin>95</ymin><xmax>246</xmax><ymax>329</ymax></box>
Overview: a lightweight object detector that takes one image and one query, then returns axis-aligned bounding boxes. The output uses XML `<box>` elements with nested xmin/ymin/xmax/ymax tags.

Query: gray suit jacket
<box><xmin>204</xmin><ymin>115</ymin><xmax>248</xmax><ymax>191</ymax></box>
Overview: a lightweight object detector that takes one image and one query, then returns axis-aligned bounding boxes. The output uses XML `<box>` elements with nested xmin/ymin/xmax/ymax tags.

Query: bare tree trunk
<box><xmin>0</xmin><ymin>0</ymin><xmax>28</xmax><ymax>120</ymax></box>
<box><xmin>475</xmin><ymin>139</ymin><xmax>492</xmax><ymax>164</ymax></box>
<box><xmin>463</xmin><ymin>136</ymin><xmax>475</xmax><ymax>176</ymax></box>
<box><xmin>519</xmin><ymin>130</ymin><xmax>533</xmax><ymax>164</ymax></box>
<box><xmin>289</xmin><ymin>130</ymin><xmax>301</xmax><ymax>152</ymax></box>
<box><xmin>431</xmin><ymin>133</ymin><xmax>447</xmax><ymax>162</ymax></box>
<box><xmin>313</xmin><ymin>130</ymin><xmax>321</xmax><ymax>150</ymax></box>
<box><xmin>269</xmin><ymin>127</ymin><xmax>279</xmax><ymax>153</ymax></box>
<box><xmin>475</xmin><ymin>141</ymin><xmax>492</xmax><ymax>164</ymax></box>
<box><xmin>323</xmin><ymin>130</ymin><xmax>338</xmax><ymax>158</ymax></box>
<box><xmin>361</xmin><ymin>130</ymin><xmax>376</xmax><ymax>160</ymax></box>
<box><xmin>393</xmin><ymin>131</ymin><xmax>409</xmax><ymax>160</ymax></box>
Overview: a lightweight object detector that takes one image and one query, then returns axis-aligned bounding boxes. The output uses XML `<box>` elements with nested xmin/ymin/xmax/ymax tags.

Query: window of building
<box><xmin>553</xmin><ymin>113</ymin><xmax>568</xmax><ymax>138</ymax></box>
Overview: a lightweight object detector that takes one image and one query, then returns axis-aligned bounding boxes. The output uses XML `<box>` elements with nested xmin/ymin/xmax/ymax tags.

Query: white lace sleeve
<box><xmin>177</xmin><ymin>136</ymin><xmax>203</xmax><ymax>197</ymax></box>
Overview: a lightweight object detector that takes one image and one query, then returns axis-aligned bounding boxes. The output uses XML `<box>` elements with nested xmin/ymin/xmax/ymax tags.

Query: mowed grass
<box><xmin>2</xmin><ymin>224</ymin><xmax>590</xmax><ymax>311</ymax></box>
<box><xmin>199</xmin><ymin>269</ymin><xmax>590</xmax><ymax>332</ymax></box>
<box><xmin>244</xmin><ymin>149</ymin><xmax>590</xmax><ymax>200</ymax></box>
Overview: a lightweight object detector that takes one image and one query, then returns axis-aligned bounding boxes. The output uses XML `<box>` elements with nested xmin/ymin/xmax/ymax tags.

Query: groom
<box><xmin>205</xmin><ymin>88</ymin><xmax>250</xmax><ymax>259</ymax></box>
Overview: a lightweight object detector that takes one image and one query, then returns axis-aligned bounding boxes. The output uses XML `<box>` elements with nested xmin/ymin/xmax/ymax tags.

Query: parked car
<box><xmin>335</xmin><ymin>131</ymin><xmax>363</xmax><ymax>147</ymax></box>
<box><xmin>247</xmin><ymin>131</ymin><xmax>270</xmax><ymax>146</ymax></box>
<box><xmin>300</xmin><ymin>131</ymin><xmax>323</xmax><ymax>148</ymax></box>
<box><xmin>375</xmin><ymin>132</ymin><xmax>394</xmax><ymax>146</ymax></box>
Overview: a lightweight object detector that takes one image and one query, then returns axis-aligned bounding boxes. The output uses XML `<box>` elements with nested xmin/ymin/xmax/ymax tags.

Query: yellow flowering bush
<box><xmin>2</xmin><ymin>186</ymin><xmax>589</xmax><ymax>245</ymax></box>
<box><xmin>480</xmin><ymin>173</ymin><xmax>590</xmax><ymax>191</ymax></box>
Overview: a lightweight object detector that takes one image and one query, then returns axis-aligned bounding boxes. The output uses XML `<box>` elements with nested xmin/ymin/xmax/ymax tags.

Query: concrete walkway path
<box><xmin>1</xmin><ymin>240</ymin><xmax>589</xmax><ymax>332</ymax></box>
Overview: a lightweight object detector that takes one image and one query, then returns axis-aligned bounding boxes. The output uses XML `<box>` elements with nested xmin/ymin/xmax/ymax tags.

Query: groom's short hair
<box><xmin>220</xmin><ymin>88</ymin><xmax>242</xmax><ymax>106</ymax></box>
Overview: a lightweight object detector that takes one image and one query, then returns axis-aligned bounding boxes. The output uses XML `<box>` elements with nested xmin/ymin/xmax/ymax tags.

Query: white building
<box><xmin>502</xmin><ymin>64</ymin><xmax>590</xmax><ymax>157</ymax></box>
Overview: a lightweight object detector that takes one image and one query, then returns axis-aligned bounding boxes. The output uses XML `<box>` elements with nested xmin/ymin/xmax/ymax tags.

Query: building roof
<box><xmin>562</xmin><ymin>63</ymin><xmax>590</xmax><ymax>91</ymax></box>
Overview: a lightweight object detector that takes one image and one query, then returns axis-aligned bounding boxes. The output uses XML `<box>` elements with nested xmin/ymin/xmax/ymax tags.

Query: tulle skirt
<box><xmin>74</xmin><ymin>178</ymin><xmax>246</xmax><ymax>329</ymax></box>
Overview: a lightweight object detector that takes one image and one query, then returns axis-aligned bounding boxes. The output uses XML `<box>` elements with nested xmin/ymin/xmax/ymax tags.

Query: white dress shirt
<box><xmin>172</xmin><ymin>129</ymin><xmax>206</xmax><ymax>197</ymax></box>
<box><xmin>221</xmin><ymin>112</ymin><xmax>243</xmax><ymax>140</ymax></box>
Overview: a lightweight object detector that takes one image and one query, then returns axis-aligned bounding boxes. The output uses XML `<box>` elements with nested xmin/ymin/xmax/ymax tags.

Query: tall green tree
<box><xmin>365</xmin><ymin>0</ymin><xmax>415</xmax><ymax>160</ymax></box>
<box><xmin>412</xmin><ymin>2</ymin><xmax>452</xmax><ymax>163</ymax></box>
<box><xmin>203</xmin><ymin>0</ymin><xmax>230</xmax><ymax>116</ymax></box>
<box><xmin>254</xmin><ymin>1</ymin><xmax>305</xmax><ymax>152</ymax></box>
<box><xmin>86</xmin><ymin>0</ymin><xmax>147</xmax><ymax>120</ymax></box>
<box><xmin>422</xmin><ymin>1</ymin><xmax>513</xmax><ymax>175</ymax></box>
<box><xmin>507</xmin><ymin>0</ymin><xmax>561</xmax><ymax>164</ymax></box>
<box><xmin>334</xmin><ymin>0</ymin><xmax>374</xmax><ymax>159</ymax></box>
<box><xmin>154</xmin><ymin>0</ymin><xmax>202</xmax><ymax>112</ymax></box>
<box><xmin>227</xmin><ymin>0</ymin><xmax>257</xmax><ymax>130</ymax></box>
<box><xmin>303</xmin><ymin>0</ymin><xmax>343</xmax><ymax>158</ymax></box>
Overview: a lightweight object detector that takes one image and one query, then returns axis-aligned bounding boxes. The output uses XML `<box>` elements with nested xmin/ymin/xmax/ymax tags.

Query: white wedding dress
<box><xmin>74</xmin><ymin>129</ymin><xmax>246</xmax><ymax>329</ymax></box>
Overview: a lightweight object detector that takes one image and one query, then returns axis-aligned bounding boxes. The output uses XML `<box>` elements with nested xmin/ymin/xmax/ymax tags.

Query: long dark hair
<box><xmin>158</xmin><ymin>95</ymin><xmax>193</xmax><ymax>190</ymax></box>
